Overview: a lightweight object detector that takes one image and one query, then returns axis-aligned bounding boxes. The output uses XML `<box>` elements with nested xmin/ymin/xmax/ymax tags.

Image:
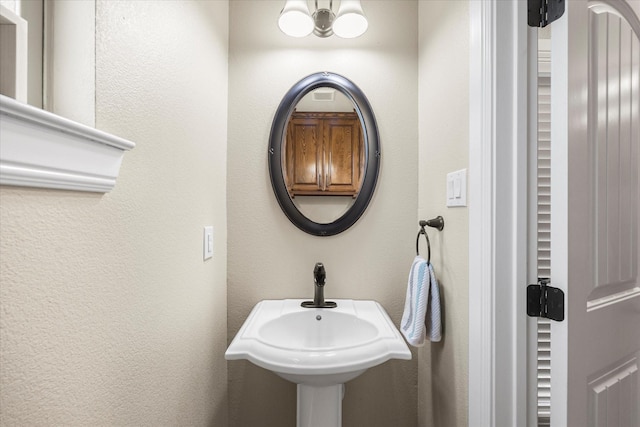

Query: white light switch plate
<box><xmin>203</xmin><ymin>226</ymin><xmax>213</xmax><ymax>260</ymax></box>
<box><xmin>446</xmin><ymin>169</ymin><xmax>467</xmax><ymax>207</ymax></box>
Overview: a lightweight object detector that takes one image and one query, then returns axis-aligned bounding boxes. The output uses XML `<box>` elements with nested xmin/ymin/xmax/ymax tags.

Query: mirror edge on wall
<box><xmin>268</xmin><ymin>71</ymin><xmax>381</xmax><ymax>237</ymax></box>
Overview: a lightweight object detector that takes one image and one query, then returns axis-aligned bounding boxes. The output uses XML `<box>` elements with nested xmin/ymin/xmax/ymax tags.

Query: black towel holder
<box><xmin>416</xmin><ymin>216</ymin><xmax>445</xmax><ymax>263</ymax></box>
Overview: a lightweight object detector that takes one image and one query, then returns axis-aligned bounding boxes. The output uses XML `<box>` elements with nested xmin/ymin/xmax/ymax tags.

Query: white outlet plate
<box><xmin>446</xmin><ymin>169</ymin><xmax>467</xmax><ymax>207</ymax></box>
<box><xmin>203</xmin><ymin>226</ymin><xmax>213</xmax><ymax>260</ymax></box>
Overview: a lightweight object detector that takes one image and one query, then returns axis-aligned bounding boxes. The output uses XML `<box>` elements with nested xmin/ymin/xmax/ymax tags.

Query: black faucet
<box><xmin>301</xmin><ymin>262</ymin><xmax>337</xmax><ymax>308</ymax></box>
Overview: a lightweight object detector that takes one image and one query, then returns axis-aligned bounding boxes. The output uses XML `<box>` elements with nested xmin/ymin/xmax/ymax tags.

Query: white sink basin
<box><xmin>259</xmin><ymin>311</ymin><xmax>378</xmax><ymax>349</ymax></box>
<box><xmin>225</xmin><ymin>299</ymin><xmax>411</xmax><ymax>386</ymax></box>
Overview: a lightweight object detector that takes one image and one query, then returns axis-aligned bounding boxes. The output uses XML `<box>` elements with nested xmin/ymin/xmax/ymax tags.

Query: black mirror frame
<box><xmin>268</xmin><ymin>72</ymin><xmax>381</xmax><ymax>237</ymax></box>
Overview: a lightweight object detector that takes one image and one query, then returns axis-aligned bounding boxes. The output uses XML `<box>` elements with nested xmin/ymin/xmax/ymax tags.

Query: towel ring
<box><xmin>416</xmin><ymin>216</ymin><xmax>445</xmax><ymax>263</ymax></box>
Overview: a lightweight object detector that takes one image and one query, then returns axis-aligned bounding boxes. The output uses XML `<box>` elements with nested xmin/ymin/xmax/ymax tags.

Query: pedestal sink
<box><xmin>225</xmin><ymin>299</ymin><xmax>411</xmax><ymax>427</ymax></box>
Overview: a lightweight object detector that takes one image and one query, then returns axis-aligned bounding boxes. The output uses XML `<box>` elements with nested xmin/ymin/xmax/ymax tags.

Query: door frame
<box><xmin>468</xmin><ymin>1</ymin><xmax>530</xmax><ymax>426</ymax></box>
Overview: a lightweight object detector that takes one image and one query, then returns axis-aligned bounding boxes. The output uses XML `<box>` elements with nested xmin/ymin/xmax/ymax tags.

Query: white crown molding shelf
<box><xmin>0</xmin><ymin>95</ymin><xmax>135</xmax><ymax>193</ymax></box>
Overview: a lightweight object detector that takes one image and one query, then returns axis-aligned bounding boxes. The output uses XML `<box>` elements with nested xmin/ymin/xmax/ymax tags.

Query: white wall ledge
<box><xmin>0</xmin><ymin>94</ymin><xmax>135</xmax><ymax>193</ymax></box>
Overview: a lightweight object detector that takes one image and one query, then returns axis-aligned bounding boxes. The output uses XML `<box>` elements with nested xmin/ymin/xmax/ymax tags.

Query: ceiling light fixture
<box><xmin>278</xmin><ymin>0</ymin><xmax>368</xmax><ymax>39</ymax></box>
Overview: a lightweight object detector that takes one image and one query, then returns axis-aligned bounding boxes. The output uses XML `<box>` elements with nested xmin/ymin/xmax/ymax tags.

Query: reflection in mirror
<box><xmin>1</xmin><ymin>0</ymin><xmax>44</xmax><ymax>106</ymax></box>
<box><xmin>284</xmin><ymin>88</ymin><xmax>364</xmax><ymax>224</ymax></box>
<box><xmin>294</xmin><ymin>196</ymin><xmax>353</xmax><ymax>223</ymax></box>
<box><xmin>22</xmin><ymin>0</ymin><xmax>43</xmax><ymax>108</ymax></box>
<box><xmin>0</xmin><ymin>0</ymin><xmax>95</xmax><ymax>127</ymax></box>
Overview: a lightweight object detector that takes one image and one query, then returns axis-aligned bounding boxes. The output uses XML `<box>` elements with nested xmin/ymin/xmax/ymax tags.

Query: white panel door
<box><xmin>550</xmin><ymin>1</ymin><xmax>640</xmax><ymax>426</ymax></box>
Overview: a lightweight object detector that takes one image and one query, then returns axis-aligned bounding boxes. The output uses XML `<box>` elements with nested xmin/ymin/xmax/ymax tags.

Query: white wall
<box><xmin>418</xmin><ymin>1</ymin><xmax>470</xmax><ymax>426</ymax></box>
<box><xmin>227</xmin><ymin>1</ymin><xmax>419</xmax><ymax>425</ymax></box>
<box><xmin>0</xmin><ymin>1</ymin><xmax>229</xmax><ymax>425</ymax></box>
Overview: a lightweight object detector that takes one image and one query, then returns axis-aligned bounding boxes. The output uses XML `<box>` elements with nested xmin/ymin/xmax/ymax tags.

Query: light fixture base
<box><xmin>312</xmin><ymin>8</ymin><xmax>335</xmax><ymax>38</ymax></box>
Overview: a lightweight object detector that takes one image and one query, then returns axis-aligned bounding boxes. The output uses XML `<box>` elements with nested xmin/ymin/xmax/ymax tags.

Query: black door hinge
<box><xmin>528</xmin><ymin>0</ymin><xmax>565</xmax><ymax>28</ymax></box>
<box><xmin>527</xmin><ymin>278</ymin><xmax>565</xmax><ymax>321</ymax></box>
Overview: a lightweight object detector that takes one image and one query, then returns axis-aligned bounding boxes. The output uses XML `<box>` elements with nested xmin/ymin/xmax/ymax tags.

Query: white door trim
<box><xmin>468</xmin><ymin>1</ymin><xmax>530</xmax><ymax>426</ymax></box>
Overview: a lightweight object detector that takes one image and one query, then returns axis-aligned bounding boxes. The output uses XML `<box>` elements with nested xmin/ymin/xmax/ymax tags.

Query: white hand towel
<box><xmin>401</xmin><ymin>256</ymin><xmax>442</xmax><ymax>346</ymax></box>
<box><xmin>425</xmin><ymin>262</ymin><xmax>442</xmax><ymax>342</ymax></box>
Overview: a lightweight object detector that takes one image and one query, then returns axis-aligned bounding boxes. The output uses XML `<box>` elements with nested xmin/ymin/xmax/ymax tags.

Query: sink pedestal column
<box><xmin>297</xmin><ymin>384</ymin><xmax>343</xmax><ymax>427</ymax></box>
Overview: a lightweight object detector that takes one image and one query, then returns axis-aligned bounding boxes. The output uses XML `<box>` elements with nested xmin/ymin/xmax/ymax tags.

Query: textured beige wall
<box><xmin>418</xmin><ymin>1</ymin><xmax>470</xmax><ymax>426</ymax></box>
<box><xmin>227</xmin><ymin>1</ymin><xmax>419</xmax><ymax>426</ymax></box>
<box><xmin>0</xmin><ymin>1</ymin><xmax>229</xmax><ymax>425</ymax></box>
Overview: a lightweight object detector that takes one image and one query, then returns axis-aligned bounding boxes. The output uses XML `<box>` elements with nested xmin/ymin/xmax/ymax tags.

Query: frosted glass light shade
<box><xmin>278</xmin><ymin>0</ymin><xmax>314</xmax><ymax>37</ymax></box>
<box><xmin>333</xmin><ymin>0</ymin><xmax>368</xmax><ymax>38</ymax></box>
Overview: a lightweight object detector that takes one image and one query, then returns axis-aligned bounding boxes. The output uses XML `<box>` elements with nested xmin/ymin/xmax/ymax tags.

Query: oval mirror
<box><xmin>268</xmin><ymin>72</ymin><xmax>380</xmax><ymax>236</ymax></box>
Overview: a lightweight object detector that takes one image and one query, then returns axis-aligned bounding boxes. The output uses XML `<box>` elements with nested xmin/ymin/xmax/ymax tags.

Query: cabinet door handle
<box><xmin>328</xmin><ymin>152</ymin><xmax>332</xmax><ymax>179</ymax></box>
<box><xmin>317</xmin><ymin>171</ymin><xmax>321</xmax><ymax>188</ymax></box>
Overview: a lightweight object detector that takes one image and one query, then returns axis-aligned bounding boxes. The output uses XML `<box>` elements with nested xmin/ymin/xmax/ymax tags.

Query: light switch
<box><xmin>454</xmin><ymin>178</ymin><xmax>461</xmax><ymax>197</ymax></box>
<box><xmin>446</xmin><ymin>169</ymin><xmax>467</xmax><ymax>207</ymax></box>
<box><xmin>204</xmin><ymin>226</ymin><xmax>213</xmax><ymax>260</ymax></box>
